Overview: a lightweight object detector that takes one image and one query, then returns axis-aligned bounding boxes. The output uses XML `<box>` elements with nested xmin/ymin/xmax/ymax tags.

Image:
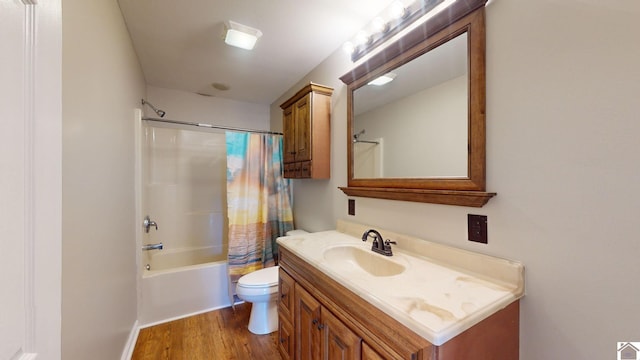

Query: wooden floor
<box><xmin>132</xmin><ymin>303</ymin><xmax>282</xmax><ymax>360</ymax></box>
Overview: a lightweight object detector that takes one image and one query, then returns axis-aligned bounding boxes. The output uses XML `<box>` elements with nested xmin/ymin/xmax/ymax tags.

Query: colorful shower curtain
<box><xmin>225</xmin><ymin>131</ymin><xmax>293</xmax><ymax>301</ymax></box>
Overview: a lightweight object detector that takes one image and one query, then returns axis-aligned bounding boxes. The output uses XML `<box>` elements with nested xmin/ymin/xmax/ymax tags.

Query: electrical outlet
<box><xmin>468</xmin><ymin>214</ymin><xmax>488</xmax><ymax>244</ymax></box>
<box><xmin>348</xmin><ymin>199</ymin><xmax>355</xmax><ymax>216</ymax></box>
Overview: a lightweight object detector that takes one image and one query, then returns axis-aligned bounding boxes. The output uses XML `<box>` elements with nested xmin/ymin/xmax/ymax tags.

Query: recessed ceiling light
<box><xmin>223</xmin><ymin>21</ymin><xmax>262</xmax><ymax>50</ymax></box>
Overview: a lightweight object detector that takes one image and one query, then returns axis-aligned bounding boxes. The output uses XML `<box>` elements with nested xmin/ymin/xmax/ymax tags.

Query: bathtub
<box><xmin>139</xmin><ymin>247</ymin><xmax>232</xmax><ymax>326</ymax></box>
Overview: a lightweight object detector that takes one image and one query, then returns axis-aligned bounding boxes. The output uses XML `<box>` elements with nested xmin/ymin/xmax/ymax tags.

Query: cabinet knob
<box><xmin>281</xmin><ymin>293</ymin><xmax>286</xmax><ymax>299</ymax></box>
<box><xmin>312</xmin><ymin>318</ymin><xmax>318</xmax><ymax>325</ymax></box>
<box><xmin>317</xmin><ymin>324</ymin><xmax>324</xmax><ymax>330</ymax></box>
<box><xmin>280</xmin><ymin>338</ymin><xmax>286</xmax><ymax>344</ymax></box>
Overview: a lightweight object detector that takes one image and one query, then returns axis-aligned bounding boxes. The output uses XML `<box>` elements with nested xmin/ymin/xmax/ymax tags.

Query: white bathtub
<box><xmin>139</xmin><ymin>247</ymin><xmax>232</xmax><ymax>326</ymax></box>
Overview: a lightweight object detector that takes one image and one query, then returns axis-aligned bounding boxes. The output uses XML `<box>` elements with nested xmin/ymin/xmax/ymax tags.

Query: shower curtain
<box><xmin>225</xmin><ymin>131</ymin><xmax>293</xmax><ymax>301</ymax></box>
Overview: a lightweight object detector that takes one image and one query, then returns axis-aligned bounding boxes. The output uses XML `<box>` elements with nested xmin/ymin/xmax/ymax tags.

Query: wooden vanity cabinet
<box><xmin>280</xmin><ymin>83</ymin><xmax>333</xmax><ymax>179</ymax></box>
<box><xmin>278</xmin><ymin>247</ymin><xmax>520</xmax><ymax>360</ymax></box>
<box><xmin>278</xmin><ymin>248</ymin><xmax>430</xmax><ymax>360</ymax></box>
<box><xmin>295</xmin><ymin>284</ymin><xmax>361</xmax><ymax>360</ymax></box>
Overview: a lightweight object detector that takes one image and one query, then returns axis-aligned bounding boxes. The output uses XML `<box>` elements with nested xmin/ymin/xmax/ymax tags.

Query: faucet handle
<box><xmin>384</xmin><ymin>239</ymin><xmax>397</xmax><ymax>246</ymax></box>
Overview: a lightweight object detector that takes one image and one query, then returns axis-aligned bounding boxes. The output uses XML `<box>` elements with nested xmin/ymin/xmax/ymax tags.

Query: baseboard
<box><xmin>139</xmin><ymin>301</ymin><xmax>244</xmax><ymax>329</ymax></box>
<box><xmin>121</xmin><ymin>320</ymin><xmax>140</xmax><ymax>360</ymax></box>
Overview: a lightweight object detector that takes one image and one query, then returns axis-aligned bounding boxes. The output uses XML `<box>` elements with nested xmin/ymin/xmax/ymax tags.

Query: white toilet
<box><xmin>236</xmin><ymin>265</ymin><xmax>280</xmax><ymax>334</ymax></box>
<box><xmin>236</xmin><ymin>230</ymin><xmax>308</xmax><ymax>335</ymax></box>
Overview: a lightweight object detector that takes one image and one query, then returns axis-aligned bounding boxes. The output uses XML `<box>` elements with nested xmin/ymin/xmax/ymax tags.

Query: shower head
<box><xmin>141</xmin><ymin>99</ymin><xmax>166</xmax><ymax>118</ymax></box>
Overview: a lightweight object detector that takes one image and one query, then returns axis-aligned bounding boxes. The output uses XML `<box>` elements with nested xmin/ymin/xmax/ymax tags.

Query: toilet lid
<box><xmin>238</xmin><ymin>266</ymin><xmax>279</xmax><ymax>288</ymax></box>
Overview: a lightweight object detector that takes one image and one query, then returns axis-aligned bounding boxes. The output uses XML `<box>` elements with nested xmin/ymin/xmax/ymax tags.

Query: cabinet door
<box><xmin>322</xmin><ymin>308</ymin><xmax>362</xmax><ymax>360</ymax></box>
<box><xmin>283</xmin><ymin>106</ymin><xmax>296</xmax><ymax>164</ymax></box>
<box><xmin>278</xmin><ymin>316</ymin><xmax>295</xmax><ymax>360</ymax></box>
<box><xmin>362</xmin><ymin>343</ymin><xmax>385</xmax><ymax>360</ymax></box>
<box><xmin>295</xmin><ymin>284</ymin><xmax>321</xmax><ymax>360</ymax></box>
<box><xmin>294</xmin><ymin>94</ymin><xmax>311</xmax><ymax>162</ymax></box>
<box><xmin>279</xmin><ymin>268</ymin><xmax>295</xmax><ymax>322</ymax></box>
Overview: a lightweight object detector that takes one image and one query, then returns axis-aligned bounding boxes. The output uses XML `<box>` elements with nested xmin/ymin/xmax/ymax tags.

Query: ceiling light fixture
<box><xmin>368</xmin><ymin>72</ymin><xmax>397</xmax><ymax>86</ymax></box>
<box><xmin>223</xmin><ymin>21</ymin><xmax>262</xmax><ymax>50</ymax></box>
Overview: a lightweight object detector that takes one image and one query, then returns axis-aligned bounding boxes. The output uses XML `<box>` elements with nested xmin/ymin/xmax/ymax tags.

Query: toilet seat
<box><xmin>237</xmin><ymin>266</ymin><xmax>279</xmax><ymax>288</ymax></box>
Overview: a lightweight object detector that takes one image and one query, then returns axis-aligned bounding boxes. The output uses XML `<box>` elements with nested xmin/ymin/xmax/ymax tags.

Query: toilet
<box><xmin>236</xmin><ymin>229</ymin><xmax>308</xmax><ymax>334</ymax></box>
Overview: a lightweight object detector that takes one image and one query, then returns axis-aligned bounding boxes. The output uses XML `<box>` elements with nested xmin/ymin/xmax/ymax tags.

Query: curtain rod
<box><xmin>142</xmin><ymin>117</ymin><xmax>283</xmax><ymax>135</ymax></box>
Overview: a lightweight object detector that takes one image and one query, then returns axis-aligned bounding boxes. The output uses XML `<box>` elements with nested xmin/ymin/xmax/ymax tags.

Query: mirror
<box><xmin>339</xmin><ymin>1</ymin><xmax>495</xmax><ymax>207</ymax></box>
<box><xmin>352</xmin><ymin>32</ymin><xmax>468</xmax><ymax>179</ymax></box>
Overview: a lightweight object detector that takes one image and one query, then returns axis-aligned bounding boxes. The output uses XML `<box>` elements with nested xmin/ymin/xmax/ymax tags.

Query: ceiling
<box><xmin>117</xmin><ymin>0</ymin><xmax>396</xmax><ymax>105</ymax></box>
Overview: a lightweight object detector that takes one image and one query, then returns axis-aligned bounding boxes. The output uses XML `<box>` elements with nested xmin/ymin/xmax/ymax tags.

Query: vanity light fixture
<box><xmin>389</xmin><ymin>1</ymin><xmax>409</xmax><ymax>20</ymax></box>
<box><xmin>372</xmin><ymin>17</ymin><xmax>390</xmax><ymax>33</ymax></box>
<box><xmin>344</xmin><ymin>0</ymin><xmax>457</xmax><ymax>62</ymax></box>
<box><xmin>223</xmin><ymin>21</ymin><xmax>262</xmax><ymax>50</ymax></box>
<box><xmin>368</xmin><ymin>72</ymin><xmax>397</xmax><ymax>86</ymax></box>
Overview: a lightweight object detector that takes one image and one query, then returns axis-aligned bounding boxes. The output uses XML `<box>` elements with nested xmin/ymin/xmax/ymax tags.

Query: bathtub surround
<box><xmin>137</xmin><ymin>121</ymin><xmax>238</xmax><ymax>326</ymax></box>
<box><xmin>141</xmin><ymin>126</ymin><xmax>228</xmax><ymax>267</ymax></box>
<box><xmin>270</xmin><ymin>1</ymin><xmax>640</xmax><ymax>359</ymax></box>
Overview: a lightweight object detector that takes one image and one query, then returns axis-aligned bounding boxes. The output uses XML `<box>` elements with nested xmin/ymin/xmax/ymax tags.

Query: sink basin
<box><xmin>323</xmin><ymin>246</ymin><xmax>406</xmax><ymax>277</ymax></box>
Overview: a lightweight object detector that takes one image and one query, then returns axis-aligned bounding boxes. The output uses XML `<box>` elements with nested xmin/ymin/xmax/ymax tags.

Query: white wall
<box><xmin>62</xmin><ymin>0</ymin><xmax>146</xmax><ymax>358</ymax></box>
<box><xmin>146</xmin><ymin>86</ymin><xmax>270</xmax><ymax>131</ymax></box>
<box><xmin>271</xmin><ymin>1</ymin><xmax>640</xmax><ymax>359</ymax></box>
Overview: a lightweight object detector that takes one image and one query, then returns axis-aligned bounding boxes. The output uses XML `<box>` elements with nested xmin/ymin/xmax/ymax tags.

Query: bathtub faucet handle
<box><xmin>143</xmin><ymin>215</ymin><xmax>158</xmax><ymax>233</ymax></box>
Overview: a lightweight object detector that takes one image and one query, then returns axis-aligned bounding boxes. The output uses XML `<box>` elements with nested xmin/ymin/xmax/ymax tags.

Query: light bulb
<box><xmin>356</xmin><ymin>31</ymin><xmax>371</xmax><ymax>46</ymax></box>
<box><xmin>389</xmin><ymin>1</ymin><xmax>407</xmax><ymax>19</ymax></box>
<box><xmin>343</xmin><ymin>41</ymin><xmax>355</xmax><ymax>55</ymax></box>
<box><xmin>372</xmin><ymin>17</ymin><xmax>389</xmax><ymax>33</ymax></box>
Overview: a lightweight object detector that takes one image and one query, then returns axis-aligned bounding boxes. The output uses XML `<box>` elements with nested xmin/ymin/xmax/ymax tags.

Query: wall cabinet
<box><xmin>280</xmin><ymin>83</ymin><xmax>333</xmax><ymax>179</ymax></box>
<box><xmin>278</xmin><ymin>247</ymin><xmax>520</xmax><ymax>360</ymax></box>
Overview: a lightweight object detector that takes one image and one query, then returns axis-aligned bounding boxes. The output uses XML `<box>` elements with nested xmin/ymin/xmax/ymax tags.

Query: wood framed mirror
<box><xmin>339</xmin><ymin>0</ymin><xmax>495</xmax><ymax>207</ymax></box>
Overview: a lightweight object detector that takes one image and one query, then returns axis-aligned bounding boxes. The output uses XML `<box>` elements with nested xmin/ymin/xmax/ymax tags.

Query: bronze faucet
<box><xmin>362</xmin><ymin>229</ymin><xmax>396</xmax><ymax>256</ymax></box>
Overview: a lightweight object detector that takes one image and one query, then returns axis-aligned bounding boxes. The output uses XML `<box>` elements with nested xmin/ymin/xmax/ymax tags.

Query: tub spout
<box><xmin>142</xmin><ymin>242</ymin><xmax>163</xmax><ymax>251</ymax></box>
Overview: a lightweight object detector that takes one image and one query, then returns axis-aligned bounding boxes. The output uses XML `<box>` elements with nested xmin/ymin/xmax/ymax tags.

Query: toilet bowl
<box><xmin>235</xmin><ymin>229</ymin><xmax>308</xmax><ymax>334</ymax></box>
<box><xmin>236</xmin><ymin>266</ymin><xmax>280</xmax><ymax>334</ymax></box>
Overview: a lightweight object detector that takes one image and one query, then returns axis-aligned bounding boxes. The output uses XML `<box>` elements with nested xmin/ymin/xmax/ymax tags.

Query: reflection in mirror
<box><xmin>353</xmin><ymin>33</ymin><xmax>468</xmax><ymax>179</ymax></box>
<box><xmin>340</xmin><ymin>1</ymin><xmax>496</xmax><ymax>207</ymax></box>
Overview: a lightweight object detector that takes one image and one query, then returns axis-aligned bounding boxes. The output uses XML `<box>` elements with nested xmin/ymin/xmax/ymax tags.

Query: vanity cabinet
<box><xmin>280</xmin><ymin>83</ymin><xmax>333</xmax><ymax>179</ymax></box>
<box><xmin>278</xmin><ymin>246</ymin><xmax>520</xmax><ymax>360</ymax></box>
<box><xmin>295</xmin><ymin>284</ymin><xmax>361</xmax><ymax>359</ymax></box>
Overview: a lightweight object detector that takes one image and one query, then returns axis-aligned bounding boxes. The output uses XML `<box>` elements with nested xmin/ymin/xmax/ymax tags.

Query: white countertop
<box><xmin>277</xmin><ymin>226</ymin><xmax>524</xmax><ymax>346</ymax></box>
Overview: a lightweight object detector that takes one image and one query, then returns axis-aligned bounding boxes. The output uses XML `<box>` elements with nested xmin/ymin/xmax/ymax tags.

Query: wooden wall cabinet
<box><xmin>280</xmin><ymin>83</ymin><xmax>333</xmax><ymax>179</ymax></box>
<box><xmin>277</xmin><ymin>247</ymin><xmax>520</xmax><ymax>360</ymax></box>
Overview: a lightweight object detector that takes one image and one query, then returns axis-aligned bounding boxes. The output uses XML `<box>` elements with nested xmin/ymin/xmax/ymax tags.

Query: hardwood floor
<box><xmin>132</xmin><ymin>303</ymin><xmax>282</xmax><ymax>360</ymax></box>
